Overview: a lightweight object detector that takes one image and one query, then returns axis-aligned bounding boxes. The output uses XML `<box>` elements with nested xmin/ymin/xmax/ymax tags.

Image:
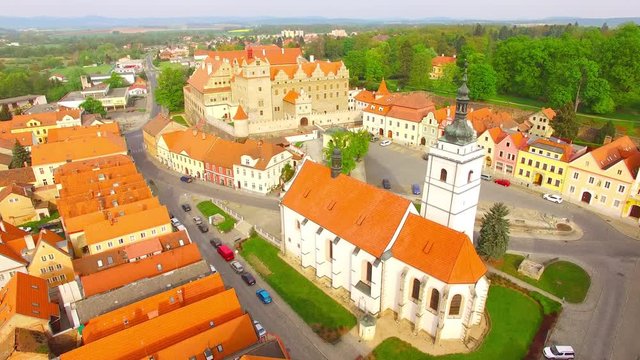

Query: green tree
<box><xmin>477</xmin><ymin>202</ymin><xmax>510</xmax><ymax>260</ymax></box>
<box><xmin>9</xmin><ymin>140</ymin><xmax>31</xmax><ymax>168</ymax></box>
<box><xmin>280</xmin><ymin>163</ymin><xmax>295</xmax><ymax>184</ymax></box>
<box><xmin>155</xmin><ymin>66</ymin><xmax>187</xmax><ymax>112</ymax></box>
<box><xmin>595</xmin><ymin>120</ymin><xmax>616</xmax><ymax>144</ymax></box>
<box><xmin>397</xmin><ymin>40</ymin><xmax>414</xmax><ymax>86</ymax></box>
<box><xmin>467</xmin><ymin>55</ymin><xmax>497</xmax><ymax>100</ymax></box>
<box><xmin>552</xmin><ymin>103</ymin><xmax>579</xmax><ymax>140</ymax></box>
<box><xmin>80</xmin><ymin>97</ymin><xmax>107</xmax><ymax>116</ymax></box>
<box><xmin>350</xmin><ymin>130</ymin><xmax>371</xmax><ymax>162</ymax></box>
<box><xmin>104</xmin><ymin>72</ymin><xmax>126</xmax><ymax>88</ymax></box>
<box><xmin>408</xmin><ymin>49</ymin><xmax>434</xmax><ymax>90</ymax></box>
<box><xmin>0</xmin><ymin>105</ymin><xmax>12</xmax><ymax>121</ymax></box>
<box><xmin>323</xmin><ymin>131</ymin><xmax>356</xmax><ymax>174</ymax></box>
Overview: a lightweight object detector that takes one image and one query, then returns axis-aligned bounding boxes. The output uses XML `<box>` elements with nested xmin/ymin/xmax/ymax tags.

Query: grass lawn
<box><xmin>196</xmin><ymin>201</ymin><xmax>236</xmax><ymax>233</ymax></box>
<box><xmin>18</xmin><ymin>211</ymin><xmax>60</xmax><ymax>232</ymax></box>
<box><xmin>495</xmin><ymin>253</ymin><xmax>590</xmax><ymax>303</ymax></box>
<box><xmin>50</xmin><ymin>64</ymin><xmax>113</xmax><ymax>77</ymax></box>
<box><xmin>240</xmin><ymin>235</ymin><xmax>357</xmax><ymax>341</ymax></box>
<box><xmin>171</xmin><ymin>115</ymin><xmax>188</xmax><ymax>126</ymax></box>
<box><xmin>158</xmin><ymin>61</ymin><xmax>186</xmax><ymax>72</ymax></box>
<box><xmin>371</xmin><ymin>286</ymin><xmax>542</xmax><ymax>360</ymax></box>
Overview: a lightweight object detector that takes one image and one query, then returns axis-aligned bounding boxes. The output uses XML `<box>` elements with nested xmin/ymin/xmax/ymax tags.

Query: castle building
<box><xmin>184</xmin><ymin>45</ymin><xmax>351</xmax><ymax>135</ymax></box>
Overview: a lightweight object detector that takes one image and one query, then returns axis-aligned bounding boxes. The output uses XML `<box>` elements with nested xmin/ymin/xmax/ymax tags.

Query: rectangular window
<box><xmin>521</xmin><ymin>157</ymin><xmax>525</xmax><ymax>164</ymax></box>
<box><xmin>151</xmin><ymin>229</ymin><xmax>157</xmax><ymax>235</ymax></box>
<box><xmin>604</xmin><ymin>181</ymin><xmax>611</xmax><ymax>189</ymax></box>
<box><xmin>588</xmin><ymin>176</ymin><xmax>595</xmax><ymax>184</ymax></box>
<box><xmin>411</xmin><ymin>279</ymin><xmax>420</xmax><ymax>301</ymax></box>
<box><xmin>569</xmin><ymin>185</ymin><xmax>575</xmax><ymax>193</ymax></box>
<box><xmin>543</xmin><ymin>163</ymin><xmax>547</xmax><ymax>171</ymax></box>
<box><xmin>555</xmin><ymin>180</ymin><xmax>560</xmax><ymax>187</ymax></box>
<box><xmin>601</xmin><ymin>195</ymin><xmax>607</xmax><ymax>203</ymax></box>
<box><xmin>614</xmin><ymin>200</ymin><xmax>621</xmax><ymax>207</ymax></box>
<box><xmin>366</xmin><ymin>262</ymin><xmax>373</xmax><ymax>284</ymax></box>
<box><xmin>140</xmin><ymin>232</ymin><xmax>146</xmax><ymax>238</ymax></box>
<box><xmin>573</xmin><ymin>172</ymin><xmax>579</xmax><ymax>180</ymax></box>
<box><xmin>526</xmin><ymin>171</ymin><xmax>530</xmax><ymax>177</ymax></box>
<box><xmin>519</xmin><ymin>169</ymin><xmax>523</xmax><ymax>175</ymax></box>
<box><xmin>618</xmin><ymin>185</ymin><xmax>626</xmax><ymax>193</ymax></box>
<box><xmin>528</xmin><ymin>159</ymin><xmax>533</xmax><ymax>166</ymax></box>
<box><xmin>107</xmin><ymin>241</ymin><xmax>113</xmax><ymax>248</ymax></box>
<box><xmin>535</xmin><ymin>161</ymin><xmax>540</xmax><ymax>168</ymax></box>
<box><xmin>96</xmin><ymin>245</ymin><xmax>102</xmax><ymax>251</ymax></box>
<box><xmin>558</xmin><ymin>168</ymin><xmax>564</xmax><ymax>175</ymax></box>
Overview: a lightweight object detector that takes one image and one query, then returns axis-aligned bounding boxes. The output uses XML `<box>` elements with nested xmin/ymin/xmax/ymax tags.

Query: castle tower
<box><xmin>420</xmin><ymin>62</ymin><xmax>484</xmax><ymax>243</ymax></box>
<box><xmin>233</xmin><ymin>105</ymin><xmax>249</xmax><ymax>139</ymax></box>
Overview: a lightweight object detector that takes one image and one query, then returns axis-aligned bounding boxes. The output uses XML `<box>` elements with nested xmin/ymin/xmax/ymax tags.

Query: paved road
<box><xmin>365</xmin><ymin>142</ymin><xmax>640</xmax><ymax>360</ymax></box>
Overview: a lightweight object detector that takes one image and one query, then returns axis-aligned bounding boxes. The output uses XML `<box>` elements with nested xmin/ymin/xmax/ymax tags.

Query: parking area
<box><xmin>364</xmin><ymin>141</ymin><xmax>427</xmax><ymax>196</ymax></box>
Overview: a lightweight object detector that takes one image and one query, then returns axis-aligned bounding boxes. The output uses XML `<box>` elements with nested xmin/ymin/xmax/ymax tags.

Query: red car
<box><xmin>494</xmin><ymin>179</ymin><xmax>511</xmax><ymax>187</ymax></box>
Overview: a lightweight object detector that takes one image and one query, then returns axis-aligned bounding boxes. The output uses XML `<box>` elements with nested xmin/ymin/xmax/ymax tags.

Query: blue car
<box><xmin>412</xmin><ymin>183</ymin><xmax>421</xmax><ymax>195</ymax></box>
<box><xmin>256</xmin><ymin>289</ymin><xmax>272</xmax><ymax>304</ymax></box>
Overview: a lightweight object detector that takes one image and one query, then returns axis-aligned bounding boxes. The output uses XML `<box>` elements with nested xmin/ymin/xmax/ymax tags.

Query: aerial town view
<box><xmin>0</xmin><ymin>1</ymin><xmax>639</xmax><ymax>359</ymax></box>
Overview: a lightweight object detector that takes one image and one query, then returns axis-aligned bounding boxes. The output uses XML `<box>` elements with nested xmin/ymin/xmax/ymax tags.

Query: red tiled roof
<box><xmin>377</xmin><ymin>79</ymin><xmax>390</xmax><ymax>96</ymax></box>
<box><xmin>80</xmin><ymin>243</ymin><xmax>202</xmax><ymax>297</ymax></box>
<box><xmin>282</xmin><ymin>161</ymin><xmax>411</xmax><ymax>257</ymax></box>
<box><xmin>541</xmin><ymin>108</ymin><xmax>556</xmax><ymax>120</ymax></box>
<box><xmin>283</xmin><ymin>90</ymin><xmax>300</xmax><ymax>104</ymax></box>
<box><xmin>0</xmin><ymin>109</ymin><xmax>81</xmax><ymax>133</ymax></box>
<box><xmin>123</xmin><ymin>237</ymin><xmax>162</xmax><ymax>259</ymax></box>
<box><xmin>587</xmin><ymin>136</ymin><xmax>640</xmax><ymax>176</ymax></box>
<box><xmin>392</xmin><ymin>214</ymin><xmax>486</xmax><ymax>284</ymax></box>
<box><xmin>0</xmin><ymin>242</ymin><xmax>26</xmax><ymax>265</ymax></box>
<box><xmin>46</xmin><ymin>123</ymin><xmax>120</xmax><ymax>143</ymax></box>
<box><xmin>82</xmin><ymin>273</ymin><xmax>226</xmax><ymax>343</ymax></box>
<box><xmin>234</xmin><ymin>105</ymin><xmax>248</xmax><ymax>120</ymax></box>
<box><xmin>143</xmin><ymin>113</ymin><xmax>173</xmax><ymax>137</ymax></box>
<box><xmin>0</xmin><ymin>221</ymin><xmax>28</xmax><ymax>243</ymax></box>
<box><xmin>0</xmin><ymin>273</ymin><xmax>59</xmax><ymax>326</ymax></box>
<box><xmin>60</xmin><ymin>288</ymin><xmax>244</xmax><ymax>360</ymax></box>
<box><xmin>431</xmin><ymin>56</ymin><xmax>456</xmax><ymax>66</ymax></box>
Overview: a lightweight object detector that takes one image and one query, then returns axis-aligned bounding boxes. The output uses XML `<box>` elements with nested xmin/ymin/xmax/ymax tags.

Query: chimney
<box><xmin>604</xmin><ymin>135</ymin><xmax>613</xmax><ymax>145</ymax></box>
<box><xmin>262</xmin><ymin>49</ymin><xmax>266</xmax><ymax>56</ymax></box>
<box><xmin>446</xmin><ymin>107</ymin><xmax>451</xmax><ymax>118</ymax></box>
<box><xmin>247</xmin><ymin>48</ymin><xmax>253</xmax><ymax>59</ymax></box>
<box><xmin>24</xmin><ymin>234</ymin><xmax>35</xmax><ymax>250</ymax></box>
<box><xmin>202</xmin><ymin>132</ymin><xmax>206</xmax><ymax>140</ymax></box>
<box><xmin>207</xmin><ymin>63</ymin><xmax>212</xmax><ymax>75</ymax></box>
<box><xmin>331</xmin><ymin>148</ymin><xmax>342</xmax><ymax>178</ymax></box>
<box><xmin>192</xmin><ymin>129</ymin><xmax>198</xmax><ymax>136</ymax></box>
<box><xmin>281</xmin><ymin>47</ymin><xmax>285</xmax><ymax>55</ymax></box>
<box><xmin>309</xmin><ymin>55</ymin><xmax>315</xmax><ymax>63</ymax></box>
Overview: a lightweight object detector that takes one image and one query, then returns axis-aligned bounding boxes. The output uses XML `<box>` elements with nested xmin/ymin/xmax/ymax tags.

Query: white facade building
<box><xmin>281</xmin><ymin>152</ymin><xmax>488</xmax><ymax>342</ymax></box>
<box><xmin>420</xmin><ymin>70</ymin><xmax>483</xmax><ymax>243</ymax></box>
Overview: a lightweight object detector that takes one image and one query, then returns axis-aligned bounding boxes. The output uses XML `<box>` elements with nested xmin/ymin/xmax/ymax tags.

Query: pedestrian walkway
<box><xmin>487</xmin><ymin>265</ymin><xmax>563</xmax><ymax>303</ymax></box>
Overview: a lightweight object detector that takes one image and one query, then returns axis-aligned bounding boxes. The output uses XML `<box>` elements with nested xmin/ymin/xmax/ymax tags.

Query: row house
<box><xmin>281</xmin><ymin>160</ymin><xmax>488</xmax><ymax>342</ymax></box>
<box><xmin>514</xmin><ymin>138</ymin><xmax>587</xmax><ymax>193</ymax></box>
<box><xmin>157</xmin><ymin>129</ymin><xmax>218</xmax><ymax>180</ymax></box>
<box><xmin>493</xmin><ymin>132</ymin><xmax>529</xmax><ymax>175</ymax></box>
<box><xmin>141</xmin><ymin>113</ymin><xmax>187</xmax><ymax>159</ymax></box>
<box><xmin>564</xmin><ymin>136</ymin><xmax>640</xmax><ymax>218</ymax></box>
<box><xmin>0</xmin><ymin>109</ymin><xmax>81</xmax><ymax>144</ymax></box>
<box><xmin>518</xmin><ymin>108</ymin><xmax>556</xmax><ymax>138</ymax></box>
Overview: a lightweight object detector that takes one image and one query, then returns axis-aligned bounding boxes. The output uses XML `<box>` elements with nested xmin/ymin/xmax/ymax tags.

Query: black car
<box><xmin>210</xmin><ymin>238</ymin><xmax>222</xmax><ymax>248</ymax></box>
<box><xmin>241</xmin><ymin>272</ymin><xmax>256</xmax><ymax>286</ymax></box>
<box><xmin>382</xmin><ymin>178</ymin><xmax>391</xmax><ymax>189</ymax></box>
<box><xmin>197</xmin><ymin>223</ymin><xmax>209</xmax><ymax>233</ymax></box>
<box><xmin>181</xmin><ymin>204</ymin><xmax>191</xmax><ymax>212</ymax></box>
<box><xmin>180</xmin><ymin>175</ymin><xmax>194</xmax><ymax>183</ymax></box>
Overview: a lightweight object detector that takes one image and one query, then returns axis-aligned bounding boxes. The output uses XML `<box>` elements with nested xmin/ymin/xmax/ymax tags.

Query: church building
<box><xmin>280</xmin><ymin>64</ymin><xmax>490</xmax><ymax>342</ymax></box>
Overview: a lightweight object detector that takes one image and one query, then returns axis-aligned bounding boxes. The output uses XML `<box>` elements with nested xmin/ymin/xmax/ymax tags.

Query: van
<box><xmin>543</xmin><ymin>345</ymin><xmax>575</xmax><ymax>359</ymax></box>
<box><xmin>217</xmin><ymin>244</ymin><xmax>235</xmax><ymax>261</ymax></box>
<box><xmin>480</xmin><ymin>173</ymin><xmax>493</xmax><ymax>181</ymax></box>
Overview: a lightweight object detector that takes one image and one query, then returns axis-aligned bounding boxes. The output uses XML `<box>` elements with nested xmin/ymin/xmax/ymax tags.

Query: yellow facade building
<box><xmin>515</xmin><ymin>138</ymin><xmax>586</xmax><ymax>193</ymax></box>
<box><xmin>0</xmin><ymin>109</ymin><xmax>81</xmax><ymax>144</ymax></box>
<box><xmin>564</xmin><ymin>136</ymin><xmax>640</xmax><ymax>217</ymax></box>
<box><xmin>27</xmin><ymin>230</ymin><xmax>75</xmax><ymax>288</ymax></box>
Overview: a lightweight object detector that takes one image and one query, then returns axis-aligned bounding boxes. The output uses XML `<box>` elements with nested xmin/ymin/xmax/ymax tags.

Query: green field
<box><xmin>49</xmin><ymin>64</ymin><xmax>113</xmax><ymax>77</ymax></box>
<box><xmin>157</xmin><ymin>61</ymin><xmax>187</xmax><ymax>72</ymax></box>
<box><xmin>196</xmin><ymin>201</ymin><xmax>236</xmax><ymax>233</ymax></box>
<box><xmin>240</xmin><ymin>235</ymin><xmax>357</xmax><ymax>342</ymax></box>
<box><xmin>495</xmin><ymin>254</ymin><xmax>591</xmax><ymax>303</ymax></box>
<box><xmin>171</xmin><ymin>115</ymin><xmax>188</xmax><ymax>126</ymax></box>
<box><xmin>371</xmin><ymin>286</ymin><xmax>542</xmax><ymax>360</ymax></box>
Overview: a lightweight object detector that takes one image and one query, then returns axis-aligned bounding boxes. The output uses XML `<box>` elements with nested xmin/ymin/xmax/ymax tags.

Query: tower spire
<box><xmin>442</xmin><ymin>60</ymin><xmax>476</xmax><ymax>145</ymax></box>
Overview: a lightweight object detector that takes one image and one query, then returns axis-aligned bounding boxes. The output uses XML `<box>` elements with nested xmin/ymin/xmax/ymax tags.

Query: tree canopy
<box><xmin>552</xmin><ymin>103</ymin><xmax>580</xmax><ymax>140</ymax></box>
<box><xmin>595</xmin><ymin>120</ymin><xmax>616</xmax><ymax>144</ymax></box>
<box><xmin>155</xmin><ymin>66</ymin><xmax>187</xmax><ymax>112</ymax></box>
<box><xmin>477</xmin><ymin>202</ymin><xmax>510</xmax><ymax>260</ymax></box>
<box><xmin>104</xmin><ymin>72</ymin><xmax>126</xmax><ymax>88</ymax></box>
<box><xmin>80</xmin><ymin>97</ymin><xmax>107</xmax><ymax>116</ymax></box>
<box><xmin>323</xmin><ymin>130</ymin><xmax>370</xmax><ymax>174</ymax></box>
<box><xmin>0</xmin><ymin>105</ymin><xmax>12</xmax><ymax>121</ymax></box>
<box><xmin>10</xmin><ymin>140</ymin><xmax>31</xmax><ymax>169</ymax></box>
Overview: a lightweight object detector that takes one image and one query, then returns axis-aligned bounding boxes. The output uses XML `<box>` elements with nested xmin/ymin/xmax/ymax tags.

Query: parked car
<box><xmin>180</xmin><ymin>175</ymin><xmax>194</xmax><ymax>183</ymax></box>
<box><xmin>181</xmin><ymin>204</ymin><xmax>191</xmax><ymax>212</ymax></box>
<box><xmin>382</xmin><ymin>178</ymin><xmax>391</xmax><ymax>189</ymax></box>
<box><xmin>253</xmin><ymin>320</ymin><xmax>267</xmax><ymax>338</ymax></box>
<box><xmin>369</xmin><ymin>136</ymin><xmax>379</xmax><ymax>143</ymax></box>
<box><xmin>241</xmin><ymin>272</ymin><xmax>256</xmax><ymax>285</ymax></box>
<box><xmin>543</xmin><ymin>194</ymin><xmax>563</xmax><ymax>204</ymax></box>
<box><xmin>480</xmin><ymin>173</ymin><xmax>493</xmax><ymax>181</ymax></box>
<box><xmin>209</xmin><ymin>264</ymin><xmax>217</xmax><ymax>274</ymax></box>
<box><xmin>210</xmin><ymin>238</ymin><xmax>222</xmax><ymax>248</ymax></box>
<box><xmin>18</xmin><ymin>227</ymin><xmax>32</xmax><ymax>233</ymax></box>
<box><xmin>411</xmin><ymin>183</ymin><xmax>421</xmax><ymax>195</ymax></box>
<box><xmin>230</xmin><ymin>260</ymin><xmax>244</xmax><ymax>273</ymax></box>
<box><xmin>217</xmin><ymin>244</ymin><xmax>234</xmax><ymax>261</ymax></box>
<box><xmin>170</xmin><ymin>217</ymin><xmax>181</xmax><ymax>227</ymax></box>
<box><xmin>543</xmin><ymin>345</ymin><xmax>575</xmax><ymax>359</ymax></box>
<box><xmin>494</xmin><ymin>178</ymin><xmax>511</xmax><ymax>187</ymax></box>
<box><xmin>197</xmin><ymin>223</ymin><xmax>209</xmax><ymax>233</ymax></box>
<box><xmin>193</xmin><ymin>216</ymin><xmax>203</xmax><ymax>225</ymax></box>
<box><xmin>256</xmin><ymin>289</ymin><xmax>272</xmax><ymax>304</ymax></box>
<box><xmin>379</xmin><ymin>139</ymin><xmax>392</xmax><ymax>147</ymax></box>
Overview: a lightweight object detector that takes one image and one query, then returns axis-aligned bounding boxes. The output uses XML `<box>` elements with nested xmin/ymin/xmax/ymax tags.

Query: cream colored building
<box><xmin>184</xmin><ymin>45</ymin><xmax>349</xmax><ymax>135</ymax></box>
<box><xmin>27</xmin><ymin>231</ymin><xmax>75</xmax><ymax>288</ymax></box>
<box><xmin>522</xmin><ymin>108</ymin><xmax>556</xmax><ymax>138</ymax></box>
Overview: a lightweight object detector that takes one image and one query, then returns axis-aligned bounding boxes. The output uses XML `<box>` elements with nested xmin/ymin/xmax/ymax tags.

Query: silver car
<box><xmin>253</xmin><ymin>320</ymin><xmax>267</xmax><ymax>338</ymax></box>
<box><xmin>230</xmin><ymin>260</ymin><xmax>244</xmax><ymax>273</ymax></box>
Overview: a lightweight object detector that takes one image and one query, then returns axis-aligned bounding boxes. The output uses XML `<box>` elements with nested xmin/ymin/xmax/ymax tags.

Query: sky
<box><xmin>2</xmin><ymin>0</ymin><xmax>639</xmax><ymax>20</ymax></box>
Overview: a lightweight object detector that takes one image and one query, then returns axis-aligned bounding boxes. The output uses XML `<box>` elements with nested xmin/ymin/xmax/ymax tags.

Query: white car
<box><xmin>379</xmin><ymin>139</ymin><xmax>392</xmax><ymax>147</ymax></box>
<box><xmin>230</xmin><ymin>260</ymin><xmax>244</xmax><ymax>273</ymax></box>
<box><xmin>543</xmin><ymin>345</ymin><xmax>575</xmax><ymax>359</ymax></box>
<box><xmin>253</xmin><ymin>320</ymin><xmax>267</xmax><ymax>338</ymax></box>
<box><xmin>543</xmin><ymin>194</ymin><xmax>563</xmax><ymax>204</ymax></box>
<box><xmin>170</xmin><ymin>217</ymin><xmax>181</xmax><ymax>227</ymax></box>
<box><xmin>18</xmin><ymin>226</ymin><xmax>32</xmax><ymax>233</ymax></box>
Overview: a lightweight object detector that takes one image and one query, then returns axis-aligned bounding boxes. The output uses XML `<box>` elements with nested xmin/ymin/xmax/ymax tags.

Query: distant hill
<box><xmin>0</xmin><ymin>15</ymin><xmax>637</xmax><ymax>30</ymax></box>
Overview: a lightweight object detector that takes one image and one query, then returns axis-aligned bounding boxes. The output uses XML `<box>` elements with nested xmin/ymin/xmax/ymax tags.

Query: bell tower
<box><xmin>420</xmin><ymin>62</ymin><xmax>484</xmax><ymax>243</ymax></box>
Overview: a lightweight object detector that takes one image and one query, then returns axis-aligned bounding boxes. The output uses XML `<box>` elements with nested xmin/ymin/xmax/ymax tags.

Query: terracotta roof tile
<box><xmin>0</xmin><ymin>131</ymin><xmax>36</xmax><ymax>147</ymax></box>
<box><xmin>60</xmin><ymin>288</ymin><xmax>244</xmax><ymax>360</ymax></box>
<box><xmin>234</xmin><ymin>105</ymin><xmax>248</xmax><ymax>120</ymax></box>
<box><xmin>62</xmin><ymin>197</ymin><xmax>161</xmax><ymax>234</ymax></box>
<box><xmin>541</xmin><ymin>108</ymin><xmax>556</xmax><ymax>120</ymax></box>
<box><xmin>529</xmin><ymin>138</ymin><xmax>575</xmax><ymax>162</ymax></box>
<box><xmin>46</xmin><ymin>123</ymin><xmax>120</xmax><ymax>143</ymax></box>
<box><xmin>80</xmin><ymin>243</ymin><xmax>202</xmax><ymax>297</ymax></box>
<box><xmin>282</xmin><ymin>161</ymin><xmax>411</xmax><ymax>257</ymax></box>
<box><xmin>123</xmin><ymin>237</ymin><xmax>162</xmax><ymax>259</ymax></box>
<box><xmin>587</xmin><ymin>136</ymin><xmax>640</xmax><ymax>176</ymax></box>
<box><xmin>160</xmin><ymin>130</ymin><xmax>218</xmax><ymax>162</ymax></box>
<box><xmin>72</xmin><ymin>248</ymin><xmax>127</xmax><ymax>276</ymax></box>
<box><xmin>0</xmin><ymin>220</ymin><xmax>28</xmax><ymax>243</ymax></box>
<box><xmin>486</xmin><ymin>127</ymin><xmax>508</xmax><ymax>143</ymax></box>
<box><xmin>377</xmin><ymin>79</ymin><xmax>390</xmax><ymax>95</ymax></box>
<box><xmin>31</xmin><ymin>135</ymin><xmax>127</xmax><ymax>166</ymax></box>
<box><xmin>143</xmin><ymin>113</ymin><xmax>173</xmax><ymax>137</ymax></box>
<box><xmin>204</xmin><ymin>138</ymin><xmax>287</xmax><ymax>171</ymax></box>
<box><xmin>282</xmin><ymin>90</ymin><xmax>300</xmax><ymax>104</ymax></box>
<box><xmin>0</xmin><ymin>109</ymin><xmax>81</xmax><ymax>133</ymax></box>
<box><xmin>82</xmin><ymin>273</ymin><xmax>226</xmax><ymax>343</ymax></box>
<box><xmin>0</xmin><ymin>273</ymin><xmax>59</xmax><ymax>327</ymax></box>
<box><xmin>392</xmin><ymin>214</ymin><xmax>486</xmax><ymax>284</ymax></box>
<box><xmin>354</xmin><ymin>90</ymin><xmax>374</xmax><ymax>103</ymax></box>
<box><xmin>83</xmin><ymin>205</ymin><xmax>170</xmax><ymax>245</ymax></box>
<box><xmin>0</xmin><ymin>242</ymin><xmax>26</xmax><ymax>265</ymax></box>
<box><xmin>431</xmin><ymin>56</ymin><xmax>456</xmax><ymax>66</ymax></box>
